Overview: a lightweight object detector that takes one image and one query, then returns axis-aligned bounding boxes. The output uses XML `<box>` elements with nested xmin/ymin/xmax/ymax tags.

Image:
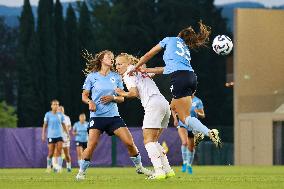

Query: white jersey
<box><xmin>62</xmin><ymin>115</ymin><xmax>71</xmax><ymax>141</ymax></box>
<box><xmin>123</xmin><ymin>65</ymin><xmax>162</xmax><ymax>108</ymax></box>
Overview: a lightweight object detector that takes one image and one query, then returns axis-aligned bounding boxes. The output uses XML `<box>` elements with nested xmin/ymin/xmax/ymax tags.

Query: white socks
<box><xmin>185</xmin><ymin>116</ymin><xmax>210</xmax><ymax>136</ymax></box>
<box><xmin>145</xmin><ymin>142</ymin><xmax>173</xmax><ymax>175</ymax></box>
<box><xmin>145</xmin><ymin>142</ymin><xmax>164</xmax><ymax>175</ymax></box>
<box><xmin>155</xmin><ymin>142</ymin><xmax>172</xmax><ymax>173</ymax></box>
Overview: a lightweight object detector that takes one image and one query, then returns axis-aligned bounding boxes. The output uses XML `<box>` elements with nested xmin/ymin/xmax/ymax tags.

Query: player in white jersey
<box><xmin>115</xmin><ymin>53</ymin><xmax>174</xmax><ymax>180</ymax></box>
<box><xmin>53</xmin><ymin>106</ymin><xmax>72</xmax><ymax>172</ymax></box>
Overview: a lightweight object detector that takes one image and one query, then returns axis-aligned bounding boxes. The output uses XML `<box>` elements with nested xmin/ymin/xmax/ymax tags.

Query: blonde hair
<box><xmin>178</xmin><ymin>20</ymin><xmax>211</xmax><ymax>50</ymax></box>
<box><xmin>116</xmin><ymin>53</ymin><xmax>139</xmax><ymax>65</ymax></box>
<box><xmin>82</xmin><ymin>49</ymin><xmax>115</xmax><ymax>75</ymax></box>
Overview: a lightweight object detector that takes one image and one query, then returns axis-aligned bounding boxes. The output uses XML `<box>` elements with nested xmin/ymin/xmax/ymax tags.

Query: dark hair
<box><xmin>178</xmin><ymin>21</ymin><xmax>211</xmax><ymax>50</ymax></box>
<box><xmin>50</xmin><ymin>99</ymin><xmax>59</xmax><ymax>104</ymax></box>
<box><xmin>82</xmin><ymin>49</ymin><xmax>115</xmax><ymax>75</ymax></box>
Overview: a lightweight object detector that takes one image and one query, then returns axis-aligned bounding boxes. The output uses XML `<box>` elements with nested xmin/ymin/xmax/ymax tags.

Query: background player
<box><xmin>41</xmin><ymin>99</ymin><xmax>69</xmax><ymax>173</ymax></box>
<box><xmin>172</xmin><ymin>91</ymin><xmax>205</xmax><ymax>174</ymax></box>
<box><xmin>73</xmin><ymin>113</ymin><xmax>88</xmax><ymax>167</ymax></box>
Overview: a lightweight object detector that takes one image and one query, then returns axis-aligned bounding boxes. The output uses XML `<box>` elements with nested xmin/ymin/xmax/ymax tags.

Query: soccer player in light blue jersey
<box><xmin>76</xmin><ymin>50</ymin><xmax>151</xmax><ymax>180</ymax></box>
<box><xmin>172</xmin><ymin>92</ymin><xmax>205</xmax><ymax>174</ymax></box>
<box><xmin>130</xmin><ymin>21</ymin><xmax>222</xmax><ymax>148</ymax></box>
<box><xmin>73</xmin><ymin>113</ymin><xmax>88</xmax><ymax>167</ymax></box>
<box><xmin>41</xmin><ymin>99</ymin><xmax>69</xmax><ymax>173</ymax></box>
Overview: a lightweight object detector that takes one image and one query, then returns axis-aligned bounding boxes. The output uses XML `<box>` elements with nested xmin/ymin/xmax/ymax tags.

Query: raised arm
<box><xmin>140</xmin><ymin>67</ymin><xmax>164</xmax><ymax>75</ymax></box>
<box><xmin>135</xmin><ymin>44</ymin><xmax>163</xmax><ymax>70</ymax></box>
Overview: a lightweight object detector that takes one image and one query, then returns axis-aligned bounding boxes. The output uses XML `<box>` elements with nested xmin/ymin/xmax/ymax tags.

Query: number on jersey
<box><xmin>175</xmin><ymin>41</ymin><xmax>191</xmax><ymax>62</ymax></box>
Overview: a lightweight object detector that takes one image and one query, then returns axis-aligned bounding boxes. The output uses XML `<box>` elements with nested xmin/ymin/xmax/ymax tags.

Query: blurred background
<box><xmin>0</xmin><ymin>0</ymin><xmax>283</xmax><ymax>167</ymax></box>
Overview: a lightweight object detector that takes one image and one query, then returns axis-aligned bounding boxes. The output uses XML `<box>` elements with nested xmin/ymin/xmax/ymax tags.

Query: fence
<box><xmin>0</xmin><ymin>127</ymin><xmax>233</xmax><ymax>168</ymax></box>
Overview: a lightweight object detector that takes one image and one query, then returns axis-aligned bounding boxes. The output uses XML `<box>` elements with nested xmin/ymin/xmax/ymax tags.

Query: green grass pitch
<box><xmin>0</xmin><ymin>166</ymin><xmax>284</xmax><ymax>189</ymax></box>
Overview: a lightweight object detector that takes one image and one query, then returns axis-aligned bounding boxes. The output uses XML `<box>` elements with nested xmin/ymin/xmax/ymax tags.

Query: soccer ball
<box><xmin>212</xmin><ymin>35</ymin><xmax>233</xmax><ymax>55</ymax></box>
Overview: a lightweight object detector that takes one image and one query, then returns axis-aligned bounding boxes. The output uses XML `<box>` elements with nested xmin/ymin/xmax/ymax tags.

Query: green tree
<box><xmin>37</xmin><ymin>0</ymin><xmax>57</xmax><ymax>112</ymax></box>
<box><xmin>0</xmin><ymin>101</ymin><xmax>17</xmax><ymax>128</ymax></box>
<box><xmin>0</xmin><ymin>17</ymin><xmax>17</xmax><ymax>106</ymax></box>
<box><xmin>54</xmin><ymin>0</ymin><xmax>70</xmax><ymax>112</ymax></box>
<box><xmin>17</xmin><ymin>0</ymin><xmax>41</xmax><ymax>127</ymax></box>
<box><xmin>65</xmin><ymin>4</ymin><xmax>80</xmax><ymax>120</ymax></box>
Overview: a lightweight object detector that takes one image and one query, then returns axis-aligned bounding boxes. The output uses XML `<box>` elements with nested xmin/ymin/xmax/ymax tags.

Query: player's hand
<box><xmin>128</xmin><ymin>66</ymin><xmax>138</xmax><ymax>76</ymax></box>
<box><xmin>41</xmin><ymin>135</ymin><xmax>46</xmax><ymax>143</ymax></box>
<box><xmin>115</xmin><ymin>88</ymin><xmax>125</xmax><ymax>96</ymax></box>
<box><xmin>137</xmin><ymin>67</ymin><xmax>147</xmax><ymax>73</ymax></box>
<box><xmin>88</xmin><ymin>100</ymin><xmax>96</xmax><ymax>111</ymax></box>
<box><xmin>101</xmin><ymin>95</ymin><xmax>113</xmax><ymax>104</ymax></box>
<box><xmin>173</xmin><ymin>119</ymin><xmax>179</xmax><ymax>127</ymax></box>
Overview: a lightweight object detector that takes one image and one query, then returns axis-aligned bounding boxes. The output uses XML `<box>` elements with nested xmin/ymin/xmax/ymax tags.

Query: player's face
<box><xmin>101</xmin><ymin>52</ymin><xmax>114</xmax><ymax>67</ymax></box>
<box><xmin>79</xmin><ymin>114</ymin><xmax>86</xmax><ymax>122</ymax></box>
<box><xmin>115</xmin><ymin>57</ymin><xmax>129</xmax><ymax>75</ymax></box>
<box><xmin>57</xmin><ymin>106</ymin><xmax>64</xmax><ymax>113</ymax></box>
<box><xmin>51</xmin><ymin>102</ymin><xmax>59</xmax><ymax>112</ymax></box>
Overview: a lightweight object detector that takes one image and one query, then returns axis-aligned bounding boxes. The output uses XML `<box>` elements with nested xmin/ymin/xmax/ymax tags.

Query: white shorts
<box><xmin>63</xmin><ymin>140</ymin><xmax>70</xmax><ymax>148</ymax></box>
<box><xmin>62</xmin><ymin>134</ymin><xmax>70</xmax><ymax>148</ymax></box>
<box><xmin>142</xmin><ymin>95</ymin><xmax>171</xmax><ymax>129</ymax></box>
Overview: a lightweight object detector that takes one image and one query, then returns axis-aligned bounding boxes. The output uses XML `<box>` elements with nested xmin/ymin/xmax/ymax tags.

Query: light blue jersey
<box><xmin>82</xmin><ymin>71</ymin><xmax>124</xmax><ymax>118</ymax></box>
<box><xmin>73</xmin><ymin>121</ymin><xmax>88</xmax><ymax>142</ymax></box>
<box><xmin>44</xmin><ymin>111</ymin><xmax>64</xmax><ymax>138</ymax></box>
<box><xmin>178</xmin><ymin>96</ymin><xmax>204</xmax><ymax>129</ymax></box>
<box><xmin>159</xmin><ymin>37</ymin><xmax>194</xmax><ymax>74</ymax></box>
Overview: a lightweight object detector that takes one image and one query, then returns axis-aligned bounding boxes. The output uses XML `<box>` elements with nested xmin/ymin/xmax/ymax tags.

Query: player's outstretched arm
<box><xmin>115</xmin><ymin>88</ymin><xmax>138</xmax><ymax>99</ymax></box>
<box><xmin>131</xmin><ymin>44</ymin><xmax>162</xmax><ymax>74</ymax></box>
<box><xmin>140</xmin><ymin>67</ymin><xmax>164</xmax><ymax>75</ymax></box>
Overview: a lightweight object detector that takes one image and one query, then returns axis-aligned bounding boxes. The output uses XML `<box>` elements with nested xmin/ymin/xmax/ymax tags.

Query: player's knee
<box><xmin>181</xmin><ymin>140</ymin><xmax>188</xmax><ymax>146</ymax></box>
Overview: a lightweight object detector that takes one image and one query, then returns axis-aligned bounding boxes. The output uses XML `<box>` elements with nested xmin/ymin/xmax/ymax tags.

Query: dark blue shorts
<box><xmin>48</xmin><ymin>137</ymin><xmax>63</xmax><ymax>144</ymax></box>
<box><xmin>76</xmin><ymin>141</ymin><xmax>88</xmax><ymax>149</ymax></box>
<box><xmin>170</xmin><ymin>70</ymin><xmax>197</xmax><ymax>99</ymax></box>
<box><xmin>88</xmin><ymin>116</ymin><xmax>126</xmax><ymax>136</ymax></box>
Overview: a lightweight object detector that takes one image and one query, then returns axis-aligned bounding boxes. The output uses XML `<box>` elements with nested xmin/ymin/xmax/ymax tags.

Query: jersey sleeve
<box><xmin>43</xmin><ymin>113</ymin><xmax>48</xmax><ymax>123</ymax></box>
<box><xmin>196</xmin><ymin>99</ymin><xmax>204</xmax><ymax>109</ymax></box>
<box><xmin>64</xmin><ymin>116</ymin><xmax>71</xmax><ymax>126</ymax></box>
<box><xmin>117</xmin><ymin>75</ymin><xmax>124</xmax><ymax>90</ymax></box>
<box><xmin>123</xmin><ymin>74</ymin><xmax>137</xmax><ymax>90</ymax></box>
<box><xmin>73</xmin><ymin>123</ymin><xmax>77</xmax><ymax>131</ymax></box>
<box><xmin>60</xmin><ymin>113</ymin><xmax>65</xmax><ymax>123</ymax></box>
<box><xmin>158</xmin><ymin>37</ymin><xmax>170</xmax><ymax>48</ymax></box>
<box><xmin>82</xmin><ymin>74</ymin><xmax>92</xmax><ymax>91</ymax></box>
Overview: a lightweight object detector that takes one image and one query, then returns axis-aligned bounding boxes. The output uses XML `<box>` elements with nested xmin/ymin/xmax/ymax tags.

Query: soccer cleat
<box><xmin>67</xmin><ymin>168</ymin><xmax>72</xmax><ymax>172</ymax></box>
<box><xmin>165</xmin><ymin>170</ymin><xmax>175</xmax><ymax>178</ymax></box>
<box><xmin>187</xmin><ymin>165</ymin><xmax>193</xmax><ymax>174</ymax></box>
<box><xmin>76</xmin><ymin>172</ymin><xmax>86</xmax><ymax>180</ymax></box>
<box><xmin>136</xmin><ymin>166</ymin><xmax>153</xmax><ymax>176</ymax></box>
<box><xmin>146</xmin><ymin>173</ymin><xmax>166</xmax><ymax>180</ymax></box>
<box><xmin>209</xmin><ymin>129</ymin><xmax>222</xmax><ymax>148</ymax></box>
<box><xmin>181</xmin><ymin>163</ymin><xmax>187</xmax><ymax>172</ymax></box>
<box><xmin>194</xmin><ymin>132</ymin><xmax>204</xmax><ymax>147</ymax></box>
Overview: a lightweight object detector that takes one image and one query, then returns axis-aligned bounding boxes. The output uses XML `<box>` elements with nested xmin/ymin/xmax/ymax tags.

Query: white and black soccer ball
<box><xmin>212</xmin><ymin>35</ymin><xmax>233</xmax><ymax>55</ymax></box>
